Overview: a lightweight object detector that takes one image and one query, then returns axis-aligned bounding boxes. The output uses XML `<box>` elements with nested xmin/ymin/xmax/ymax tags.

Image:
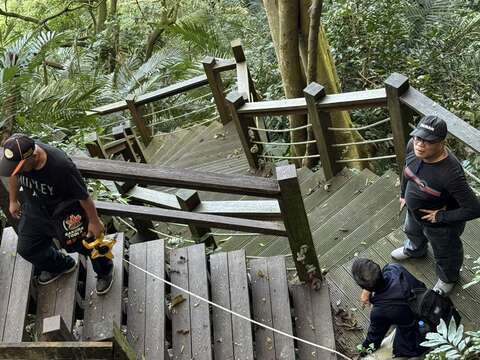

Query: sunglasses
<box><xmin>412</xmin><ymin>136</ymin><xmax>442</xmax><ymax>145</ymax></box>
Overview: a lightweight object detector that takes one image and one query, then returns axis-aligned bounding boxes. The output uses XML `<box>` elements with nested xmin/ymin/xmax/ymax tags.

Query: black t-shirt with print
<box><xmin>17</xmin><ymin>142</ymin><xmax>89</xmax><ymax>215</ymax></box>
<box><xmin>401</xmin><ymin>140</ymin><xmax>480</xmax><ymax>225</ymax></box>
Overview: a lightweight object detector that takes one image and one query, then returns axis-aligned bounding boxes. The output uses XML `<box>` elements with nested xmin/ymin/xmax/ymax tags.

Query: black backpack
<box><xmin>408</xmin><ymin>288</ymin><xmax>461</xmax><ymax>330</ymax></box>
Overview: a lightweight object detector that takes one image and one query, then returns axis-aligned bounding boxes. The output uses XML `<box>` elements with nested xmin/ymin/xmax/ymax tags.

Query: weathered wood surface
<box><xmin>36</xmin><ymin>253</ymin><xmax>80</xmax><ymax>339</ymax></box>
<box><xmin>385</xmin><ymin>73</ymin><xmax>413</xmax><ymax>171</ymax></box>
<box><xmin>127</xmin><ymin>240</ymin><xmax>165</xmax><ymax>359</ymax></box>
<box><xmin>126</xmin><ymin>186</ymin><xmax>281</xmax><ymax>219</ymax></box>
<box><xmin>400</xmin><ymin>86</ymin><xmax>480</xmax><ymax>153</ymax></box>
<box><xmin>290</xmin><ymin>282</ymin><xmax>337</xmax><ymax>360</ymax></box>
<box><xmin>73</xmin><ymin>157</ymin><xmax>280</xmax><ymax>197</ymax></box>
<box><xmin>170</xmin><ymin>244</ymin><xmax>212</xmax><ymax>360</ymax></box>
<box><xmin>42</xmin><ymin>315</ymin><xmax>74</xmax><ymax>341</ymax></box>
<box><xmin>210</xmin><ymin>250</ymin><xmax>253</xmax><ymax>360</ymax></box>
<box><xmin>0</xmin><ymin>342</ymin><xmax>112</xmax><ymax>360</ymax></box>
<box><xmin>126</xmin><ymin>95</ymin><xmax>151</xmax><ymax>146</ymax></box>
<box><xmin>0</xmin><ymin>227</ymin><xmax>33</xmax><ymax>342</ymax></box>
<box><xmin>94</xmin><ymin>200</ymin><xmax>287</xmax><ymax>236</ymax></box>
<box><xmin>202</xmin><ymin>56</ymin><xmax>231</xmax><ymax>125</ymax></box>
<box><xmin>237</xmin><ymin>88</ymin><xmax>387</xmax><ymax>116</ymax></box>
<box><xmin>83</xmin><ymin>233</ymin><xmax>124</xmax><ymax>341</ymax></box>
<box><xmin>250</xmin><ymin>256</ymin><xmax>295</xmax><ymax>360</ymax></box>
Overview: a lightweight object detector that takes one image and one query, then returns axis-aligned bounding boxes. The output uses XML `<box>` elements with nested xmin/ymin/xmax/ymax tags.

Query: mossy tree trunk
<box><xmin>263</xmin><ymin>0</ymin><xmax>373</xmax><ymax>169</ymax></box>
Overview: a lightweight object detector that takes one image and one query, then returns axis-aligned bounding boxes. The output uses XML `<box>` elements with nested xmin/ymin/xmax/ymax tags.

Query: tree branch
<box><xmin>306</xmin><ymin>0</ymin><xmax>323</xmax><ymax>83</ymax></box>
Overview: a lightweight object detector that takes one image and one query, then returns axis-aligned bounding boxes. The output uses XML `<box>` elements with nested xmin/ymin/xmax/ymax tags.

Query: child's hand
<box><xmin>360</xmin><ymin>289</ymin><xmax>371</xmax><ymax>307</ymax></box>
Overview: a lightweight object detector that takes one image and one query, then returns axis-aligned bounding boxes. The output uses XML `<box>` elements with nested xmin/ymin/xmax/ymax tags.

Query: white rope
<box><xmin>259</xmin><ymin>154</ymin><xmax>321</xmax><ymax>160</ymax></box>
<box><xmin>328</xmin><ymin>118</ymin><xmax>390</xmax><ymax>131</ymax></box>
<box><xmin>336</xmin><ymin>154</ymin><xmax>397</xmax><ymax>163</ymax></box>
<box><xmin>124</xmin><ymin>259</ymin><xmax>352</xmax><ymax>360</ymax></box>
<box><xmin>149</xmin><ymin>105</ymin><xmax>217</xmax><ymax>127</ymax></box>
<box><xmin>209</xmin><ymin>232</ymin><xmax>260</xmax><ymax>236</ymax></box>
<box><xmin>252</xmin><ymin>140</ymin><xmax>317</xmax><ymax>146</ymax></box>
<box><xmin>331</xmin><ymin>137</ymin><xmax>394</xmax><ymax>147</ymax></box>
<box><xmin>143</xmin><ymin>93</ymin><xmax>214</xmax><ymax>118</ymax></box>
<box><xmin>249</xmin><ymin>124</ymin><xmax>312</xmax><ymax>133</ymax></box>
<box><xmin>152</xmin><ymin>116</ymin><xmax>219</xmax><ymax>137</ymax></box>
<box><xmin>149</xmin><ymin>228</ymin><xmax>196</xmax><ymax>243</ymax></box>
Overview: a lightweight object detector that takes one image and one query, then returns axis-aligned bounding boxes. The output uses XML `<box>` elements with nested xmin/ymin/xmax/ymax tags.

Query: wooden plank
<box><xmin>128</xmin><ymin>240</ymin><xmax>165</xmax><ymax>359</ymax></box>
<box><xmin>400</xmin><ymin>86</ymin><xmax>480</xmax><ymax>153</ymax></box>
<box><xmin>36</xmin><ymin>253</ymin><xmax>80</xmax><ymax>340</ymax></box>
<box><xmin>187</xmin><ymin>245</ymin><xmax>212</xmax><ymax>360</ymax></box>
<box><xmin>210</xmin><ymin>252</ymin><xmax>234</xmax><ymax>360</ymax></box>
<box><xmin>290</xmin><ymin>283</ymin><xmax>336</xmax><ymax>360</ymax></box>
<box><xmin>202</xmin><ymin>57</ymin><xmax>231</xmax><ymax>125</ymax></box>
<box><xmin>385</xmin><ymin>73</ymin><xmax>413</xmax><ymax>172</ymax></box>
<box><xmin>135</xmin><ymin>75</ymin><xmax>208</xmax><ymax>105</ymax></box>
<box><xmin>73</xmin><ymin>156</ymin><xmax>281</xmax><ymax>197</ymax></box>
<box><xmin>94</xmin><ymin>200</ymin><xmax>287</xmax><ymax>236</ymax></box>
<box><xmin>126</xmin><ymin>95</ymin><xmax>152</xmax><ymax>146</ymax></box>
<box><xmin>236</xmin><ymin>62</ymin><xmax>250</xmax><ymax>100</ymax></box>
<box><xmin>276</xmin><ymin>165</ymin><xmax>321</xmax><ymax>282</ymax></box>
<box><xmin>42</xmin><ymin>315</ymin><xmax>74</xmax><ymax>341</ymax></box>
<box><xmin>87</xmin><ymin>100</ymin><xmax>128</xmax><ymax>116</ymax></box>
<box><xmin>212</xmin><ymin>58</ymin><xmax>236</xmax><ymax>71</ymax></box>
<box><xmin>237</xmin><ymin>88</ymin><xmax>387</xmax><ymax>117</ymax></box>
<box><xmin>304</xmin><ymin>83</ymin><xmax>341</xmax><ymax>180</ymax></box>
<box><xmin>170</xmin><ymin>246</ymin><xmax>191</xmax><ymax>360</ymax></box>
<box><xmin>0</xmin><ymin>227</ymin><xmax>32</xmax><ymax>342</ymax></box>
<box><xmin>83</xmin><ymin>233</ymin><xmax>124</xmax><ymax>341</ymax></box>
<box><xmin>0</xmin><ymin>342</ymin><xmax>112</xmax><ymax>360</ymax></box>
<box><xmin>228</xmin><ymin>250</ymin><xmax>254</xmax><ymax>360</ymax></box>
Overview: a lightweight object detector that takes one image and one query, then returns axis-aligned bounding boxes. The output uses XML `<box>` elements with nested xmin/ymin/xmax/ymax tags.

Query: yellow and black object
<box><xmin>82</xmin><ymin>234</ymin><xmax>116</xmax><ymax>260</ymax></box>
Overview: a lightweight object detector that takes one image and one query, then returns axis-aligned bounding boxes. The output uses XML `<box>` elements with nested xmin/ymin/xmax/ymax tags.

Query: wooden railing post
<box><xmin>225</xmin><ymin>91</ymin><xmax>261</xmax><ymax>170</ymax></box>
<box><xmin>126</xmin><ymin>94</ymin><xmax>152</xmax><ymax>146</ymax></box>
<box><xmin>385</xmin><ymin>73</ymin><xmax>413</xmax><ymax>172</ymax></box>
<box><xmin>176</xmin><ymin>189</ymin><xmax>216</xmax><ymax>248</ymax></box>
<box><xmin>202</xmin><ymin>56</ymin><xmax>231</xmax><ymax>125</ymax></box>
<box><xmin>304</xmin><ymin>82</ymin><xmax>341</xmax><ymax>180</ymax></box>
<box><xmin>84</xmin><ymin>132</ymin><xmax>108</xmax><ymax>159</ymax></box>
<box><xmin>276</xmin><ymin>164</ymin><xmax>322</xmax><ymax>284</ymax></box>
<box><xmin>42</xmin><ymin>315</ymin><xmax>74</xmax><ymax>341</ymax></box>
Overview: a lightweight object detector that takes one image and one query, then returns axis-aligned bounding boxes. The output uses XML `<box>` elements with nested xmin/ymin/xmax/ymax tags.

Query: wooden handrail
<box><xmin>95</xmin><ymin>201</ymin><xmax>287</xmax><ymax>236</ymax></box>
<box><xmin>73</xmin><ymin>157</ymin><xmax>281</xmax><ymax>198</ymax></box>
<box><xmin>400</xmin><ymin>87</ymin><xmax>480</xmax><ymax>154</ymax></box>
<box><xmin>237</xmin><ymin>88</ymin><xmax>387</xmax><ymax>117</ymax></box>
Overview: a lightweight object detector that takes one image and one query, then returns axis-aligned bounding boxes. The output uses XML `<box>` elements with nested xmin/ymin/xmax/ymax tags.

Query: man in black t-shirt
<box><xmin>0</xmin><ymin>134</ymin><xmax>114</xmax><ymax>295</ymax></box>
<box><xmin>391</xmin><ymin>116</ymin><xmax>480</xmax><ymax>295</ymax></box>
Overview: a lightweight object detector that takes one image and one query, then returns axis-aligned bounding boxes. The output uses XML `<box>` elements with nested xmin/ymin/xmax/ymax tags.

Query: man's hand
<box><xmin>9</xmin><ymin>201</ymin><xmax>21</xmax><ymax>219</ymax></box>
<box><xmin>419</xmin><ymin>206</ymin><xmax>446</xmax><ymax>223</ymax></box>
<box><xmin>87</xmin><ymin>219</ymin><xmax>105</xmax><ymax>239</ymax></box>
<box><xmin>399</xmin><ymin>197</ymin><xmax>406</xmax><ymax>211</ymax></box>
<box><xmin>360</xmin><ymin>289</ymin><xmax>371</xmax><ymax>307</ymax></box>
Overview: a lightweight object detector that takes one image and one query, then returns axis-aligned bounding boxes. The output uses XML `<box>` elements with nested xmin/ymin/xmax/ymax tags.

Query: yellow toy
<box><xmin>82</xmin><ymin>233</ymin><xmax>116</xmax><ymax>260</ymax></box>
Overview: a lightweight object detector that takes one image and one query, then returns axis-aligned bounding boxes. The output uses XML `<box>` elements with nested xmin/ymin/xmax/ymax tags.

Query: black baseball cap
<box><xmin>0</xmin><ymin>134</ymin><xmax>35</xmax><ymax>177</ymax></box>
<box><xmin>410</xmin><ymin>115</ymin><xmax>447</xmax><ymax>142</ymax></box>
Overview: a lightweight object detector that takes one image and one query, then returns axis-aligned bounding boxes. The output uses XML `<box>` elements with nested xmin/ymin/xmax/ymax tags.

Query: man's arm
<box><xmin>8</xmin><ymin>176</ymin><xmax>21</xmax><ymax>219</ymax></box>
<box><xmin>79</xmin><ymin>196</ymin><xmax>104</xmax><ymax>238</ymax></box>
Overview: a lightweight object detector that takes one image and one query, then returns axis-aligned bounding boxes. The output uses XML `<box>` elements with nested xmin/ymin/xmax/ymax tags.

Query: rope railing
<box><xmin>331</xmin><ymin>137</ymin><xmax>394</xmax><ymax>147</ymax></box>
<box><xmin>336</xmin><ymin>154</ymin><xmax>396</xmax><ymax>163</ymax></box>
<box><xmin>148</xmin><ymin>104</ymin><xmax>217</xmax><ymax>127</ymax></box>
<box><xmin>258</xmin><ymin>154</ymin><xmax>321</xmax><ymax>160</ymax></box>
<box><xmin>328</xmin><ymin>118</ymin><xmax>390</xmax><ymax>131</ymax></box>
<box><xmin>252</xmin><ymin>139</ymin><xmax>317</xmax><ymax>146</ymax></box>
<box><xmin>248</xmin><ymin>123</ymin><xmax>312</xmax><ymax>133</ymax></box>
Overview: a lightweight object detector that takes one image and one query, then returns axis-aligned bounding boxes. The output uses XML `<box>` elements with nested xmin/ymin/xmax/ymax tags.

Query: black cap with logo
<box><xmin>0</xmin><ymin>134</ymin><xmax>35</xmax><ymax>177</ymax></box>
<box><xmin>410</xmin><ymin>115</ymin><xmax>448</xmax><ymax>142</ymax></box>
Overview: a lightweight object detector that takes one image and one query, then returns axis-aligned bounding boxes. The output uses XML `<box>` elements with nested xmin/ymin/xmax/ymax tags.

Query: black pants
<box><xmin>403</xmin><ymin>210</ymin><xmax>465</xmax><ymax>283</ymax></box>
<box><xmin>17</xmin><ymin>202</ymin><xmax>112</xmax><ymax>276</ymax></box>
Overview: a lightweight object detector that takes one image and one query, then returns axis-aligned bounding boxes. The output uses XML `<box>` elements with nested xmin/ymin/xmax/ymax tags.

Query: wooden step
<box><xmin>210</xmin><ymin>250</ymin><xmax>253</xmax><ymax>360</ymax></box>
<box><xmin>250</xmin><ymin>256</ymin><xmax>295</xmax><ymax>359</ymax></box>
<box><xmin>170</xmin><ymin>243</ymin><xmax>212</xmax><ymax>360</ymax></box>
<box><xmin>36</xmin><ymin>253</ymin><xmax>80</xmax><ymax>340</ymax></box>
<box><xmin>127</xmin><ymin>239</ymin><xmax>165</xmax><ymax>359</ymax></box>
<box><xmin>162</xmin><ymin>125</ymin><xmax>207</xmax><ymax>166</ymax></box>
<box><xmin>83</xmin><ymin>233</ymin><xmax>124</xmax><ymax>341</ymax></box>
<box><xmin>0</xmin><ymin>227</ymin><xmax>33</xmax><ymax>342</ymax></box>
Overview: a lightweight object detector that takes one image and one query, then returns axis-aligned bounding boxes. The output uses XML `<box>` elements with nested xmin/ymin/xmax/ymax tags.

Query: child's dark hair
<box><xmin>351</xmin><ymin>258</ymin><xmax>384</xmax><ymax>291</ymax></box>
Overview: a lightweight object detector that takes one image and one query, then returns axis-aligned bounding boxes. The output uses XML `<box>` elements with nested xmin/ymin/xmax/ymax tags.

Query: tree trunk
<box><xmin>108</xmin><ymin>0</ymin><xmax>119</xmax><ymax>73</ymax></box>
<box><xmin>1</xmin><ymin>93</ymin><xmax>17</xmax><ymax>144</ymax></box>
<box><xmin>96</xmin><ymin>0</ymin><xmax>107</xmax><ymax>33</ymax></box>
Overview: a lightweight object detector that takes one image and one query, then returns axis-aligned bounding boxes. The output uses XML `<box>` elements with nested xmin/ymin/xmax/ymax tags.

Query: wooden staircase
<box><xmin>142</xmin><ymin>120</ymin><xmax>480</xmax><ymax>358</ymax></box>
